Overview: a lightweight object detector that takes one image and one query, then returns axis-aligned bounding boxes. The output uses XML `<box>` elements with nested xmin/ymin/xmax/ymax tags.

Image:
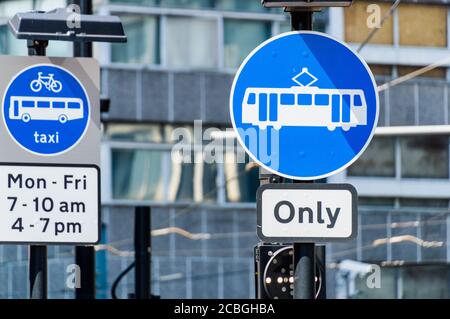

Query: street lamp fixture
<box><xmin>8</xmin><ymin>8</ymin><xmax>126</xmax><ymax>43</ymax></box>
<box><xmin>262</xmin><ymin>0</ymin><xmax>353</xmax><ymax>8</ymax></box>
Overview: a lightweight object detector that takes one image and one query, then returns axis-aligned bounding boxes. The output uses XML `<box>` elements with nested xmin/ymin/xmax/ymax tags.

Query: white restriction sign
<box><xmin>257</xmin><ymin>184</ymin><xmax>357</xmax><ymax>242</ymax></box>
<box><xmin>0</xmin><ymin>164</ymin><xmax>100</xmax><ymax>244</ymax></box>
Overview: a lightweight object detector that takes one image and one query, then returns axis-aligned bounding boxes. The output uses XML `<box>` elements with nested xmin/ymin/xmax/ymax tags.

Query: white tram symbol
<box><xmin>241</xmin><ymin>68</ymin><xmax>367</xmax><ymax>131</ymax></box>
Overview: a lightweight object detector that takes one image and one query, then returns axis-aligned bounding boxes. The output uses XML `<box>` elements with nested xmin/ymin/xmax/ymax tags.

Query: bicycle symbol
<box><xmin>30</xmin><ymin>72</ymin><xmax>63</xmax><ymax>93</ymax></box>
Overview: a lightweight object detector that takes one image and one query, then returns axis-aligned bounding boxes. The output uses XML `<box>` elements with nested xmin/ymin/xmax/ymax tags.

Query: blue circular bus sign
<box><xmin>230</xmin><ymin>31</ymin><xmax>379</xmax><ymax>180</ymax></box>
<box><xmin>2</xmin><ymin>64</ymin><xmax>90</xmax><ymax>156</ymax></box>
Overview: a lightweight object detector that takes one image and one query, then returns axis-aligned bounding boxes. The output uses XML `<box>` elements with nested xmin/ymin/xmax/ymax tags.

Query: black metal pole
<box><xmin>316</xmin><ymin>245</ymin><xmax>326</xmax><ymax>299</ymax></box>
<box><xmin>72</xmin><ymin>0</ymin><xmax>96</xmax><ymax>300</ymax></box>
<box><xmin>28</xmin><ymin>39</ymin><xmax>48</xmax><ymax>300</ymax></box>
<box><xmin>293</xmin><ymin>243</ymin><xmax>315</xmax><ymax>299</ymax></box>
<box><xmin>72</xmin><ymin>0</ymin><xmax>93</xmax><ymax>57</ymax></box>
<box><xmin>290</xmin><ymin>10</ymin><xmax>313</xmax><ymax>31</ymax></box>
<box><xmin>134</xmin><ymin>206</ymin><xmax>151</xmax><ymax>299</ymax></box>
<box><xmin>291</xmin><ymin>9</ymin><xmax>316</xmax><ymax>300</ymax></box>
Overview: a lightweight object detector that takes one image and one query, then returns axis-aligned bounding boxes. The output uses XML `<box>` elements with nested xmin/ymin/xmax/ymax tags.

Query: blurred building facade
<box><xmin>0</xmin><ymin>0</ymin><xmax>449</xmax><ymax>299</ymax></box>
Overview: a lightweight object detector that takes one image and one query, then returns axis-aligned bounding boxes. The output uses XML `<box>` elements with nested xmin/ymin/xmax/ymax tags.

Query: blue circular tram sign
<box><xmin>2</xmin><ymin>64</ymin><xmax>90</xmax><ymax>156</ymax></box>
<box><xmin>230</xmin><ymin>31</ymin><xmax>379</xmax><ymax>180</ymax></box>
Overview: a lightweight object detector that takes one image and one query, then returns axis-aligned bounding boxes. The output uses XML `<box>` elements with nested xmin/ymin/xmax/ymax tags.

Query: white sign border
<box><xmin>0</xmin><ymin>162</ymin><xmax>101</xmax><ymax>245</ymax></box>
<box><xmin>256</xmin><ymin>183</ymin><xmax>358</xmax><ymax>243</ymax></box>
<box><xmin>229</xmin><ymin>31</ymin><xmax>380</xmax><ymax>180</ymax></box>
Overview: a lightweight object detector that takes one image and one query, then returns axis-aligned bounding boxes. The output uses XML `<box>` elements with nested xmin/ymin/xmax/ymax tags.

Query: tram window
<box><xmin>315</xmin><ymin>94</ymin><xmax>329</xmax><ymax>106</ymax></box>
<box><xmin>247</xmin><ymin>93</ymin><xmax>256</xmax><ymax>104</ymax></box>
<box><xmin>280</xmin><ymin>93</ymin><xmax>295</xmax><ymax>105</ymax></box>
<box><xmin>22</xmin><ymin>100</ymin><xmax>35</xmax><ymax>108</ymax></box>
<box><xmin>298</xmin><ymin>94</ymin><xmax>312</xmax><ymax>106</ymax></box>
<box><xmin>354</xmin><ymin>95</ymin><xmax>363</xmax><ymax>107</ymax></box>
<box><xmin>37</xmin><ymin>101</ymin><xmax>50</xmax><ymax>108</ymax></box>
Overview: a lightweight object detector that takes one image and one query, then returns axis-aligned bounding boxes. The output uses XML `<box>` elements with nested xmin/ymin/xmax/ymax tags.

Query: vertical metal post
<box><xmin>291</xmin><ymin>9</ymin><xmax>316</xmax><ymax>300</ymax></box>
<box><xmin>290</xmin><ymin>10</ymin><xmax>313</xmax><ymax>31</ymax></box>
<box><xmin>293</xmin><ymin>242</ymin><xmax>315</xmax><ymax>299</ymax></box>
<box><xmin>72</xmin><ymin>0</ymin><xmax>93</xmax><ymax>57</ymax></box>
<box><xmin>28</xmin><ymin>39</ymin><xmax>48</xmax><ymax>300</ymax></box>
<box><xmin>316</xmin><ymin>245</ymin><xmax>326</xmax><ymax>299</ymax></box>
<box><xmin>134</xmin><ymin>206</ymin><xmax>151</xmax><ymax>299</ymax></box>
<box><xmin>72</xmin><ymin>0</ymin><xmax>96</xmax><ymax>300</ymax></box>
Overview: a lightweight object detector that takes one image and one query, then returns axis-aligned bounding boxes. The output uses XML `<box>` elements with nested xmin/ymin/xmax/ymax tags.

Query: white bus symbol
<box><xmin>241</xmin><ymin>68</ymin><xmax>367</xmax><ymax>131</ymax></box>
<box><xmin>9</xmin><ymin>96</ymin><xmax>84</xmax><ymax>124</ymax></box>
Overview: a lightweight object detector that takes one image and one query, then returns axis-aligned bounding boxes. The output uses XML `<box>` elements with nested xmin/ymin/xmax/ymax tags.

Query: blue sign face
<box><xmin>2</xmin><ymin>64</ymin><xmax>90</xmax><ymax>156</ymax></box>
<box><xmin>230</xmin><ymin>31</ymin><xmax>379</xmax><ymax>180</ymax></box>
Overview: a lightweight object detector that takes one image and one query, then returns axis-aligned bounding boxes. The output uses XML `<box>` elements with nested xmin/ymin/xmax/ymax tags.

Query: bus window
<box><xmin>22</xmin><ymin>100</ymin><xmax>35</xmax><ymax>108</ymax></box>
<box><xmin>14</xmin><ymin>100</ymin><xmax>19</xmax><ymax>117</ymax></box>
<box><xmin>298</xmin><ymin>94</ymin><xmax>312</xmax><ymax>106</ymax></box>
<box><xmin>280</xmin><ymin>93</ymin><xmax>295</xmax><ymax>105</ymax></box>
<box><xmin>247</xmin><ymin>93</ymin><xmax>256</xmax><ymax>104</ymax></box>
<box><xmin>354</xmin><ymin>94</ymin><xmax>363</xmax><ymax>107</ymax></box>
<box><xmin>53</xmin><ymin>101</ymin><xmax>65</xmax><ymax>109</ymax></box>
<box><xmin>315</xmin><ymin>94</ymin><xmax>329</xmax><ymax>106</ymax></box>
<box><xmin>37</xmin><ymin>101</ymin><xmax>50</xmax><ymax>108</ymax></box>
<box><xmin>68</xmin><ymin>102</ymin><xmax>81</xmax><ymax>109</ymax></box>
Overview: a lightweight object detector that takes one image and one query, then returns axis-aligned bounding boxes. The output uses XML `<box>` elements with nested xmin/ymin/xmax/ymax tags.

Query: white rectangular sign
<box><xmin>257</xmin><ymin>184</ymin><xmax>357</xmax><ymax>242</ymax></box>
<box><xmin>0</xmin><ymin>164</ymin><xmax>99</xmax><ymax>244</ymax></box>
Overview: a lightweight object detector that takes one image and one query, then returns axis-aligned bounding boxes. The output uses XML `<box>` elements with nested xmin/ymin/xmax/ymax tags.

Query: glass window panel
<box><xmin>112</xmin><ymin>15</ymin><xmax>159</xmax><ymax>64</ymax></box>
<box><xmin>112</xmin><ymin>149</ymin><xmax>165</xmax><ymax>200</ymax></box>
<box><xmin>161</xmin><ymin>0</ymin><xmax>214</xmax><ymax>9</ymax></box>
<box><xmin>106</xmin><ymin>124</ymin><xmax>164</xmax><ymax>143</ymax></box>
<box><xmin>399</xmin><ymin>198</ymin><xmax>448</xmax><ymax>209</ymax></box>
<box><xmin>390</xmin><ymin>213</ymin><xmax>418</xmax><ymax>262</ymax></box>
<box><xmin>361</xmin><ymin>212</ymin><xmax>387</xmax><ymax>262</ymax></box>
<box><xmin>0</xmin><ymin>24</ymin><xmax>27</xmax><ymax>56</ymax></box>
<box><xmin>279</xmin><ymin>21</ymin><xmax>291</xmax><ymax>34</ymax></box>
<box><xmin>401</xmin><ymin>265</ymin><xmax>450</xmax><ymax>298</ymax></box>
<box><xmin>173</xmin><ymin>162</ymin><xmax>194</xmax><ymax>201</ymax></box>
<box><xmin>369</xmin><ymin>64</ymin><xmax>393</xmax><ymax>77</ymax></box>
<box><xmin>347</xmin><ymin>137</ymin><xmax>395</xmax><ymax>177</ymax></box>
<box><xmin>0</xmin><ymin>25</ymin><xmax>8</xmax><ymax>55</ymax></box>
<box><xmin>400</xmin><ymin>136</ymin><xmax>449</xmax><ymax>179</ymax></box>
<box><xmin>359</xmin><ymin>197</ymin><xmax>395</xmax><ymax>207</ymax></box>
<box><xmin>166</xmin><ymin>16</ymin><xmax>217</xmax><ymax>68</ymax></box>
<box><xmin>398</xmin><ymin>65</ymin><xmax>446</xmax><ymax>79</ymax></box>
<box><xmin>109</xmin><ymin>0</ymin><xmax>160</xmax><ymax>5</ymax></box>
<box><xmin>398</xmin><ymin>4</ymin><xmax>447</xmax><ymax>47</ymax></box>
<box><xmin>344</xmin><ymin>1</ymin><xmax>394</xmax><ymax>45</ymax></box>
<box><xmin>216</xmin><ymin>0</ymin><xmax>268</xmax><ymax>12</ymax></box>
<box><xmin>353</xmin><ymin>267</ymin><xmax>396</xmax><ymax>299</ymax></box>
<box><xmin>224</xmin><ymin>19</ymin><xmax>271</xmax><ymax>69</ymax></box>
<box><xmin>224</xmin><ymin>153</ymin><xmax>259</xmax><ymax>203</ymax></box>
<box><xmin>166</xmin><ymin>149</ymin><xmax>218</xmax><ymax>202</ymax></box>
<box><xmin>421</xmin><ymin>214</ymin><xmax>447</xmax><ymax>262</ymax></box>
<box><xmin>202</xmin><ymin>162</ymin><xmax>217</xmax><ymax>203</ymax></box>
